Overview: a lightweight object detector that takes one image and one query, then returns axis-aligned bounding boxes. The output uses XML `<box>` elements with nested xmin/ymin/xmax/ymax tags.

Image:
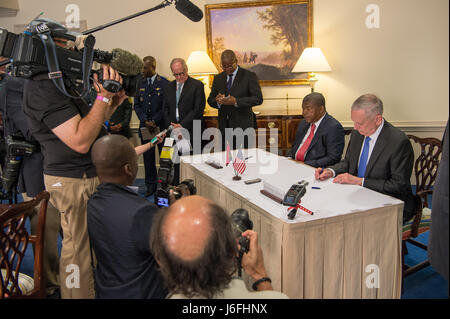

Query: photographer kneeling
<box><xmin>150</xmin><ymin>195</ymin><xmax>288</xmax><ymax>299</ymax></box>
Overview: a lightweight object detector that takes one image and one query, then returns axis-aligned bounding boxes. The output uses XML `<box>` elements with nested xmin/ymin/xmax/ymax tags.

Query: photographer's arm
<box><xmin>241</xmin><ymin>230</ymin><xmax>274</xmax><ymax>291</ymax></box>
<box><xmin>51</xmin><ymin>66</ymin><xmax>126</xmax><ymax>154</ymax></box>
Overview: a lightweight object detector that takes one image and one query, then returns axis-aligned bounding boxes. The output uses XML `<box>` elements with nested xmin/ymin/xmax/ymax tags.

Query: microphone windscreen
<box><xmin>175</xmin><ymin>0</ymin><xmax>203</xmax><ymax>22</ymax></box>
<box><xmin>110</xmin><ymin>48</ymin><xmax>143</xmax><ymax>76</ymax></box>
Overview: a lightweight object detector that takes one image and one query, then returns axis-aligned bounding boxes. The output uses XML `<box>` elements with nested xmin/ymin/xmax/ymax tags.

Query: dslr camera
<box><xmin>1</xmin><ymin>135</ymin><xmax>36</xmax><ymax>194</ymax></box>
<box><xmin>231</xmin><ymin>208</ymin><xmax>254</xmax><ymax>277</ymax></box>
<box><xmin>154</xmin><ymin>139</ymin><xmax>196</xmax><ymax>207</ymax></box>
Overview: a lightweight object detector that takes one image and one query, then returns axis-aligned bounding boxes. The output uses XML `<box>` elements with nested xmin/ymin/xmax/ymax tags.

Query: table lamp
<box><xmin>291</xmin><ymin>47</ymin><xmax>331</xmax><ymax>92</ymax></box>
<box><xmin>186</xmin><ymin>51</ymin><xmax>218</xmax><ymax>115</ymax></box>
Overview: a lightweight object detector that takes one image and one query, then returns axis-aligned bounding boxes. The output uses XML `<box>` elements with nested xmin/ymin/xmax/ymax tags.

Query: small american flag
<box><xmin>233</xmin><ymin>149</ymin><xmax>246</xmax><ymax>175</ymax></box>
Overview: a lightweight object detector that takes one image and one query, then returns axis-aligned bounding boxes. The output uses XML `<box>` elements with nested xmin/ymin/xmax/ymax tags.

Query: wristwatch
<box><xmin>96</xmin><ymin>95</ymin><xmax>111</xmax><ymax>104</ymax></box>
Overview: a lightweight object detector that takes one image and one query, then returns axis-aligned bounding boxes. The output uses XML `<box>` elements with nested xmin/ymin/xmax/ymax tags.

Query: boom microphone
<box><xmin>175</xmin><ymin>0</ymin><xmax>203</xmax><ymax>22</ymax></box>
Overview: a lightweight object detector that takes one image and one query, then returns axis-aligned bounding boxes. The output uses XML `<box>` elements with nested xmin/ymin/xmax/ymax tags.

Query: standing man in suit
<box><xmin>287</xmin><ymin>92</ymin><xmax>345</xmax><ymax>167</ymax></box>
<box><xmin>208</xmin><ymin>50</ymin><xmax>263</xmax><ymax>150</ymax></box>
<box><xmin>134</xmin><ymin>56</ymin><xmax>169</xmax><ymax>196</ymax></box>
<box><xmin>315</xmin><ymin>94</ymin><xmax>416</xmax><ymax>223</ymax></box>
<box><xmin>163</xmin><ymin>58</ymin><xmax>205</xmax><ymax>183</ymax></box>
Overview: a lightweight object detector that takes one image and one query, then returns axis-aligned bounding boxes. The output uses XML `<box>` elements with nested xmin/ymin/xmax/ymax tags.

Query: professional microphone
<box><xmin>174</xmin><ymin>0</ymin><xmax>203</xmax><ymax>22</ymax></box>
<box><xmin>95</xmin><ymin>48</ymin><xmax>143</xmax><ymax>96</ymax></box>
<box><xmin>109</xmin><ymin>48</ymin><xmax>143</xmax><ymax>76</ymax></box>
<box><xmin>151</xmin><ymin>125</ymin><xmax>174</xmax><ymax>144</ymax></box>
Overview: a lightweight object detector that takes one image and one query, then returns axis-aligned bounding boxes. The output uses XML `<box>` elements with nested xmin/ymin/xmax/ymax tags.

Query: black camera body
<box><xmin>155</xmin><ymin>179</ymin><xmax>196</xmax><ymax>207</ymax></box>
<box><xmin>231</xmin><ymin>208</ymin><xmax>253</xmax><ymax>276</ymax></box>
<box><xmin>1</xmin><ymin>135</ymin><xmax>36</xmax><ymax>194</ymax></box>
<box><xmin>0</xmin><ymin>26</ymin><xmax>139</xmax><ymax>96</ymax></box>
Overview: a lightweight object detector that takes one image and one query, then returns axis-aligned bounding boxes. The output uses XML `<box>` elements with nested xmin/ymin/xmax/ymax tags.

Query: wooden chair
<box><xmin>0</xmin><ymin>191</ymin><xmax>50</xmax><ymax>299</ymax></box>
<box><xmin>402</xmin><ymin>135</ymin><xmax>442</xmax><ymax>276</ymax></box>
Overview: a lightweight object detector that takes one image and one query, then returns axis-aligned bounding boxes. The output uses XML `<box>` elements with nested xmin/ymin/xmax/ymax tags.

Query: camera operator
<box><xmin>0</xmin><ymin>67</ymin><xmax>61</xmax><ymax>297</ymax></box>
<box><xmin>150</xmin><ymin>195</ymin><xmax>288</xmax><ymax>299</ymax></box>
<box><xmin>22</xmin><ymin>19</ymin><xmax>127</xmax><ymax>299</ymax></box>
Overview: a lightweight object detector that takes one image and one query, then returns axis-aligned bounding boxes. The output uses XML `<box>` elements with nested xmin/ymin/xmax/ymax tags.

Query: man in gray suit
<box><xmin>315</xmin><ymin>94</ymin><xmax>416</xmax><ymax>223</ymax></box>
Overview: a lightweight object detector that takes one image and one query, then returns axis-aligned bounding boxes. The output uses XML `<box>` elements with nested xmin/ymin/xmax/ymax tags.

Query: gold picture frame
<box><xmin>205</xmin><ymin>0</ymin><xmax>313</xmax><ymax>86</ymax></box>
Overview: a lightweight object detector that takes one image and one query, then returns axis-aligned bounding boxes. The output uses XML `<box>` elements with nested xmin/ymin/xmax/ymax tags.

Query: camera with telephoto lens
<box><xmin>1</xmin><ymin>135</ymin><xmax>36</xmax><ymax>194</ymax></box>
<box><xmin>231</xmin><ymin>208</ymin><xmax>254</xmax><ymax>277</ymax></box>
<box><xmin>154</xmin><ymin>138</ymin><xmax>196</xmax><ymax>207</ymax></box>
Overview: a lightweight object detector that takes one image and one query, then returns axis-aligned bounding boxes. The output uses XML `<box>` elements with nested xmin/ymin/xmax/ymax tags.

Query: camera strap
<box><xmin>38</xmin><ymin>32</ymin><xmax>94</xmax><ymax>99</ymax></box>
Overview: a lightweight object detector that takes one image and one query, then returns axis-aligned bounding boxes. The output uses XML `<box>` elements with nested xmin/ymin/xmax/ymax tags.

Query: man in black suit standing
<box><xmin>287</xmin><ymin>92</ymin><xmax>344</xmax><ymax>167</ymax></box>
<box><xmin>163</xmin><ymin>58</ymin><xmax>205</xmax><ymax>183</ymax></box>
<box><xmin>207</xmin><ymin>50</ymin><xmax>263</xmax><ymax>150</ymax></box>
<box><xmin>315</xmin><ymin>94</ymin><xmax>416</xmax><ymax>223</ymax></box>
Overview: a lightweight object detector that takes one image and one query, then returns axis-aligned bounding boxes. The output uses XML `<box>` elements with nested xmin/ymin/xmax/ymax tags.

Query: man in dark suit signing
<box><xmin>315</xmin><ymin>94</ymin><xmax>416</xmax><ymax>223</ymax></box>
<box><xmin>208</xmin><ymin>50</ymin><xmax>263</xmax><ymax>150</ymax></box>
<box><xmin>287</xmin><ymin>92</ymin><xmax>344</xmax><ymax>167</ymax></box>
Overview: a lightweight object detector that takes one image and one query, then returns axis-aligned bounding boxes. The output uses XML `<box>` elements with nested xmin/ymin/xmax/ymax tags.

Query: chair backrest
<box><xmin>0</xmin><ymin>191</ymin><xmax>50</xmax><ymax>299</ymax></box>
<box><xmin>407</xmin><ymin>135</ymin><xmax>442</xmax><ymax>207</ymax></box>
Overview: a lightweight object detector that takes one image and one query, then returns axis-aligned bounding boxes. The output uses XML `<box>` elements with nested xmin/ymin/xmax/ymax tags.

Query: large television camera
<box><xmin>154</xmin><ymin>137</ymin><xmax>196</xmax><ymax>207</ymax></box>
<box><xmin>0</xmin><ymin>20</ymin><xmax>141</xmax><ymax>97</ymax></box>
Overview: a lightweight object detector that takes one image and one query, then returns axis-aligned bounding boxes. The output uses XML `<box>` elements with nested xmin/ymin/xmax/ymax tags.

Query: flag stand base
<box><xmin>232</xmin><ymin>175</ymin><xmax>242</xmax><ymax>181</ymax></box>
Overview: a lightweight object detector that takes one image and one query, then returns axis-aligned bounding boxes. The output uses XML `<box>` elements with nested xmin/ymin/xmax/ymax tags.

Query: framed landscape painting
<box><xmin>205</xmin><ymin>0</ymin><xmax>313</xmax><ymax>86</ymax></box>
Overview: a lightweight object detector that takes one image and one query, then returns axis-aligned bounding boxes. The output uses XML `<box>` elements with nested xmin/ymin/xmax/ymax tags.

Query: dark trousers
<box><xmin>142</xmin><ymin>137</ymin><xmax>163</xmax><ymax>188</ymax></box>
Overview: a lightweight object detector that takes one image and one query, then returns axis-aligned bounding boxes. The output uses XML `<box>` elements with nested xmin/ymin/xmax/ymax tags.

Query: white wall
<box><xmin>1</xmin><ymin>0</ymin><xmax>448</xmax><ymax>127</ymax></box>
<box><xmin>1</xmin><ymin>0</ymin><xmax>448</xmax><ymax>177</ymax></box>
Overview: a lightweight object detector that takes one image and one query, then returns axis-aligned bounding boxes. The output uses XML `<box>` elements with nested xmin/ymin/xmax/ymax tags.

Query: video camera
<box><xmin>0</xmin><ymin>19</ymin><xmax>140</xmax><ymax>97</ymax></box>
<box><xmin>154</xmin><ymin>137</ymin><xmax>196</xmax><ymax>207</ymax></box>
<box><xmin>1</xmin><ymin>135</ymin><xmax>36</xmax><ymax>195</ymax></box>
<box><xmin>231</xmin><ymin>208</ymin><xmax>253</xmax><ymax>277</ymax></box>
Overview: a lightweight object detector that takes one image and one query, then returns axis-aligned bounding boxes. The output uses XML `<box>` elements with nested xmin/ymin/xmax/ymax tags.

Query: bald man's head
<box><xmin>162</xmin><ymin>196</ymin><xmax>213</xmax><ymax>261</ymax></box>
<box><xmin>150</xmin><ymin>195</ymin><xmax>238</xmax><ymax>298</ymax></box>
<box><xmin>91</xmin><ymin>135</ymin><xmax>138</xmax><ymax>185</ymax></box>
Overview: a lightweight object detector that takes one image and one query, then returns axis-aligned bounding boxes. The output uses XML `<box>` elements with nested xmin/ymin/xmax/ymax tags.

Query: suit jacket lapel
<box><xmin>307</xmin><ymin>113</ymin><xmax>329</xmax><ymax>151</ymax></box>
<box><xmin>365</xmin><ymin>121</ymin><xmax>389</xmax><ymax>176</ymax></box>
<box><xmin>230</xmin><ymin>67</ymin><xmax>243</xmax><ymax>94</ymax></box>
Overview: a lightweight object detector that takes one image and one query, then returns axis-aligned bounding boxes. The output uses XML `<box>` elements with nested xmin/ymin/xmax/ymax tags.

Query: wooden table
<box><xmin>180</xmin><ymin>149</ymin><xmax>403</xmax><ymax>299</ymax></box>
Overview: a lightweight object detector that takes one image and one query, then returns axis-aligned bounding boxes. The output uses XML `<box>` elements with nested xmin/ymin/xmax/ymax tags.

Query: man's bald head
<box><xmin>91</xmin><ymin>135</ymin><xmax>138</xmax><ymax>185</ymax></box>
<box><xmin>150</xmin><ymin>195</ymin><xmax>238</xmax><ymax>298</ymax></box>
<box><xmin>163</xmin><ymin>196</ymin><xmax>213</xmax><ymax>261</ymax></box>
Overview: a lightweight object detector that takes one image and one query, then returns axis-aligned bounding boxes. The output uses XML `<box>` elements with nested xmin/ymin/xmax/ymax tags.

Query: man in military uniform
<box><xmin>134</xmin><ymin>56</ymin><xmax>169</xmax><ymax>196</ymax></box>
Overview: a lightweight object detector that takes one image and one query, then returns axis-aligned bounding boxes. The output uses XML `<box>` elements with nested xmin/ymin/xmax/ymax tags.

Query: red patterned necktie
<box><xmin>296</xmin><ymin>123</ymin><xmax>316</xmax><ymax>162</ymax></box>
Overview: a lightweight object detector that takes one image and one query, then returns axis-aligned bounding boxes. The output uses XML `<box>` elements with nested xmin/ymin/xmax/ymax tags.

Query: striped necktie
<box><xmin>176</xmin><ymin>82</ymin><xmax>182</xmax><ymax>122</ymax></box>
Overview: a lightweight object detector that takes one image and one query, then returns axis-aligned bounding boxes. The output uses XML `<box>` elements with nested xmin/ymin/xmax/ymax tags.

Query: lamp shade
<box><xmin>186</xmin><ymin>51</ymin><xmax>218</xmax><ymax>75</ymax></box>
<box><xmin>291</xmin><ymin>48</ymin><xmax>331</xmax><ymax>73</ymax></box>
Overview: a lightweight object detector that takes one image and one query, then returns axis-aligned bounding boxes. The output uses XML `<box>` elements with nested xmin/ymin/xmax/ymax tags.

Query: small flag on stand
<box><xmin>233</xmin><ymin>149</ymin><xmax>246</xmax><ymax>175</ymax></box>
